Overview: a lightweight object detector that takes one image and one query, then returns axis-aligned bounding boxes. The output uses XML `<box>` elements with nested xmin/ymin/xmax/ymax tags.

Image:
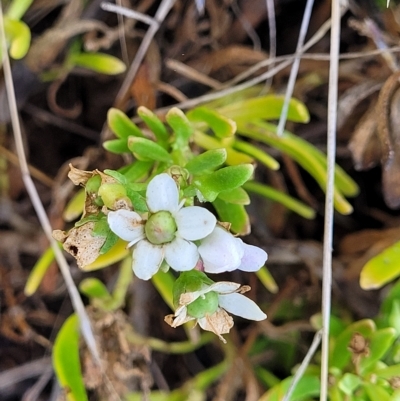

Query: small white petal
<box><xmin>198</xmin><ymin>227</ymin><xmax>244</xmax><ymax>274</ymax></box>
<box><xmin>218</xmin><ymin>293</ymin><xmax>267</xmax><ymax>321</ymax></box>
<box><xmin>237</xmin><ymin>241</ymin><xmax>268</xmax><ymax>272</ymax></box>
<box><xmin>132</xmin><ymin>240</ymin><xmax>164</xmax><ymax>280</ymax></box>
<box><xmin>146</xmin><ymin>174</ymin><xmax>179</xmax><ymax>213</ymax></box>
<box><xmin>208</xmin><ymin>281</ymin><xmax>241</xmax><ymax>294</ymax></box>
<box><xmin>175</xmin><ymin>206</ymin><xmax>216</xmax><ymax>240</ymax></box>
<box><xmin>164</xmin><ymin>237</ymin><xmax>199</xmax><ymax>271</ymax></box>
<box><xmin>108</xmin><ymin>209</ymin><xmax>144</xmax><ymax>243</ymax></box>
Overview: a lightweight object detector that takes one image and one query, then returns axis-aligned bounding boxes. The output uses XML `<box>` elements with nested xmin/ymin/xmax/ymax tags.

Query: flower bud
<box><xmin>145</xmin><ymin>211</ymin><xmax>177</xmax><ymax>245</ymax></box>
<box><xmin>186</xmin><ymin>291</ymin><xmax>219</xmax><ymax>318</ymax></box>
<box><xmin>98</xmin><ymin>183</ymin><xmax>130</xmax><ymax>210</ymax></box>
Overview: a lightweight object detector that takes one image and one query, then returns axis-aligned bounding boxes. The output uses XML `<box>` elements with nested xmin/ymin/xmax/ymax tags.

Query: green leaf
<box><xmin>25</xmin><ymin>246</ymin><xmax>56</xmax><ymax>296</ymax></box>
<box><xmin>217</xmin><ymin>95</ymin><xmax>310</xmax><ymax>124</ymax></box>
<box><xmin>53</xmin><ymin>314</ymin><xmax>88</xmax><ymax>401</ymax></box>
<box><xmin>360</xmin><ymin>241</ymin><xmax>400</xmax><ymax>290</ymax></box>
<box><xmin>256</xmin><ymin>265</ymin><xmax>279</xmax><ymax>294</ymax></box>
<box><xmin>233</xmin><ymin>139</ymin><xmax>280</xmax><ymax>170</ymax></box>
<box><xmin>79</xmin><ymin>278</ymin><xmax>112</xmax><ymax>300</ymax></box>
<box><xmin>121</xmin><ymin>161</ymin><xmax>152</xmax><ymax>182</ymax></box>
<box><xmin>212</xmin><ymin>198</ymin><xmax>250</xmax><ymax>235</ymax></box>
<box><xmin>125</xmin><ymin>187</ymin><xmax>148</xmax><ymax>212</ymax></box>
<box><xmin>128</xmin><ymin>137</ymin><xmax>172</xmax><ymax>163</ymax></box>
<box><xmin>63</xmin><ymin>189</ymin><xmax>85</xmax><ymax>222</ymax></box>
<box><xmin>239</xmin><ymin>121</ymin><xmax>354</xmax><ymax>215</ymax></box>
<box><xmin>244</xmin><ymin>181</ymin><xmax>316</xmax><ymax>219</ymax></box>
<box><xmin>185</xmin><ymin>149</ymin><xmax>227</xmax><ymax>175</ymax></box>
<box><xmin>194</xmin><ymin>164</ymin><xmax>254</xmax><ymax>202</ymax></box>
<box><xmin>84</xmin><ymin>239</ymin><xmax>129</xmax><ymax>271</ymax></box>
<box><xmin>258</xmin><ymin>374</ymin><xmax>320</xmax><ymax>401</ymax></box>
<box><xmin>388</xmin><ymin>300</ymin><xmax>400</xmax><ymax>334</ymax></box>
<box><xmin>330</xmin><ymin>319</ymin><xmax>376</xmax><ymax>370</ymax></box>
<box><xmin>103</xmin><ymin>138</ymin><xmax>130</xmax><ymax>154</ymax></box>
<box><xmin>99</xmin><ymin>230</ymin><xmax>119</xmax><ymax>255</ymax></box>
<box><xmin>4</xmin><ymin>17</ymin><xmax>31</xmax><ymax>59</ymax></box>
<box><xmin>338</xmin><ymin>373</ymin><xmax>363</xmax><ymax>395</ymax></box>
<box><xmin>107</xmin><ymin>108</ymin><xmax>144</xmax><ymax>139</ymax></box>
<box><xmin>6</xmin><ymin>0</ymin><xmax>33</xmax><ymax>20</ymax></box>
<box><xmin>363</xmin><ymin>382</ymin><xmax>391</xmax><ymax>401</ymax></box>
<box><xmin>374</xmin><ymin>364</ymin><xmax>400</xmax><ymax>380</ymax></box>
<box><xmin>187</xmin><ymin>107</ymin><xmax>237</xmax><ymax>138</ymax></box>
<box><xmin>137</xmin><ymin>106</ymin><xmax>169</xmax><ymax>146</ymax></box>
<box><xmin>69</xmin><ymin>52</ymin><xmax>126</xmax><ymax>75</ymax></box>
<box><xmin>166</xmin><ymin>107</ymin><xmax>193</xmax><ymax>147</ymax></box>
<box><xmin>217</xmin><ymin>187</ymin><xmax>250</xmax><ymax>205</ymax></box>
<box><xmin>360</xmin><ymin>328</ymin><xmax>397</xmax><ymax>374</ymax></box>
<box><xmin>193</xmin><ymin>130</ymin><xmax>254</xmax><ymax>165</ymax></box>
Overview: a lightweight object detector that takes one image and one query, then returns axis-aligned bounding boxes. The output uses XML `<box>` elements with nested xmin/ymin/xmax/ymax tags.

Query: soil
<box><xmin>1</xmin><ymin>0</ymin><xmax>400</xmax><ymax>400</ymax></box>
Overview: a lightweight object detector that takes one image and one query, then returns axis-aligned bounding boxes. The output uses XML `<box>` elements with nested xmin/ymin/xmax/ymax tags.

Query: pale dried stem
<box><xmin>320</xmin><ymin>1</ymin><xmax>343</xmax><ymax>400</ymax></box>
<box><xmin>0</xmin><ymin>4</ymin><xmax>101</xmax><ymax>364</ymax></box>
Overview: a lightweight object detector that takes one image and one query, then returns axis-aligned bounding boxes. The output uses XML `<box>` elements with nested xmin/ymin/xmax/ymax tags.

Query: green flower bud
<box><xmin>145</xmin><ymin>211</ymin><xmax>177</xmax><ymax>245</ymax></box>
<box><xmin>85</xmin><ymin>175</ymin><xmax>102</xmax><ymax>194</ymax></box>
<box><xmin>186</xmin><ymin>291</ymin><xmax>219</xmax><ymax>319</ymax></box>
<box><xmin>98</xmin><ymin>183</ymin><xmax>128</xmax><ymax>209</ymax></box>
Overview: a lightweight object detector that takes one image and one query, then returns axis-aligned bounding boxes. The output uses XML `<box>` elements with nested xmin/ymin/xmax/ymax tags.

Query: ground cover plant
<box><xmin>2</xmin><ymin>0</ymin><xmax>400</xmax><ymax>400</ymax></box>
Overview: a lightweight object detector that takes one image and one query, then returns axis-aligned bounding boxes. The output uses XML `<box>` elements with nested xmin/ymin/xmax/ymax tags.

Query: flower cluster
<box><xmin>107</xmin><ymin>173</ymin><xmax>268</xmax><ymax>280</ymax></box>
<box><xmin>106</xmin><ymin>172</ymin><xmax>268</xmax><ymax>340</ymax></box>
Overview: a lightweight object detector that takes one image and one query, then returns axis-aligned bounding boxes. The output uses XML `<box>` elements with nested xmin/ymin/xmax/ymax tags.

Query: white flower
<box><xmin>198</xmin><ymin>226</ymin><xmax>268</xmax><ymax>274</ymax></box>
<box><xmin>107</xmin><ymin>173</ymin><xmax>216</xmax><ymax>280</ymax></box>
<box><xmin>165</xmin><ymin>271</ymin><xmax>266</xmax><ymax>343</ymax></box>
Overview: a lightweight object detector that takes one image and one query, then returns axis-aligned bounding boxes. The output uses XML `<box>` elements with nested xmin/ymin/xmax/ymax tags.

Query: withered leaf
<box><xmin>53</xmin><ymin>221</ymin><xmax>106</xmax><ymax>268</ymax></box>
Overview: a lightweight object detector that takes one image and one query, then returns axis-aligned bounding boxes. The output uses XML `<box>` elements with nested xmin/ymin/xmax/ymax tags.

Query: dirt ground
<box><xmin>1</xmin><ymin>0</ymin><xmax>400</xmax><ymax>400</ymax></box>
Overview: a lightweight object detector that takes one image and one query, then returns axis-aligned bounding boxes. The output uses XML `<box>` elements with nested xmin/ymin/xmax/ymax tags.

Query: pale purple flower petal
<box><xmin>146</xmin><ymin>173</ymin><xmax>179</xmax><ymax>213</ymax></box>
<box><xmin>237</xmin><ymin>241</ymin><xmax>268</xmax><ymax>272</ymax></box>
<box><xmin>198</xmin><ymin>226</ymin><xmax>244</xmax><ymax>273</ymax></box>
<box><xmin>164</xmin><ymin>237</ymin><xmax>199</xmax><ymax>271</ymax></box>
<box><xmin>218</xmin><ymin>293</ymin><xmax>267</xmax><ymax>321</ymax></box>
<box><xmin>132</xmin><ymin>240</ymin><xmax>164</xmax><ymax>280</ymax></box>
<box><xmin>175</xmin><ymin>206</ymin><xmax>216</xmax><ymax>240</ymax></box>
<box><xmin>107</xmin><ymin>209</ymin><xmax>144</xmax><ymax>244</ymax></box>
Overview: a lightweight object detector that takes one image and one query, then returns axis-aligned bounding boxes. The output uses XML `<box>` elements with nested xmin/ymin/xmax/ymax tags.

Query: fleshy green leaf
<box><xmin>166</xmin><ymin>107</ymin><xmax>193</xmax><ymax>148</ymax></box>
<box><xmin>234</xmin><ymin>139</ymin><xmax>280</xmax><ymax>170</ymax></box>
<box><xmin>84</xmin><ymin>239</ymin><xmax>129</xmax><ymax>271</ymax></box>
<box><xmin>53</xmin><ymin>314</ymin><xmax>88</xmax><ymax>401</ymax></box>
<box><xmin>363</xmin><ymin>382</ymin><xmax>391</xmax><ymax>401</ymax></box>
<box><xmin>238</xmin><ymin>121</ymin><xmax>354</xmax><ymax>215</ymax></box>
<box><xmin>4</xmin><ymin>17</ymin><xmax>31</xmax><ymax>59</ymax></box>
<box><xmin>256</xmin><ymin>266</ymin><xmax>279</xmax><ymax>294</ymax></box>
<box><xmin>359</xmin><ymin>328</ymin><xmax>397</xmax><ymax>374</ymax></box>
<box><xmin>70</xmin><ymin>52</ymin><xmax>126</xmax><ymax>75</ymax></box>
<box><xmin>25</xmin><ymin>246</ymin><xmax>56</xmax><ymax>296</ymax></box>
<box><xmin>187</xmin><ymin>107</ymin><xmax>237</xmax><ymax>138</ymax></box>
<box><xmin>103</xmin><ymin>138</ymin><xmax>130</xmax><ymax>154</ymax></box>
<box><xmin>107</xmin><ymin>108</ymin><xmax>144</xmax><ymax>139</ymax></box>
<box><xmin>194</xmin><ymin>164</ymin><xmax>254</xmax><ymax>202</ymax></box>
<box><xmin>244</xmin><ymin>181</ymin><xmax>316</xmax><ymax>220</ymax></box>
<box><xmin>212</xmin><ymin>197</ymin><xmax>250</xmax><ymax>235</ymax></box>
<box><xmin>330</xmin><ymin>319</ymin><xmax>376</xmax><ymax>370</ymax></box>
<box><xmin>80</xmin><ymin>278</ymin><xmax>112</xmax><ymax>300</ymax></box>
<box><xmin>360</xmin><ymin>241</ymin><xmax>400</xmax><ymax>290</ymax></box>
<box><xmin>217</xmin><ymin>187</ymin><xmax>250</xmax><ymax>205</ymax></box>
<box><xmin>193</xmin><ymin>130</ymin><xmax>254</xmax><ymax>165</ymax></box>
<box><xmin>121</xmin><ymin>161</ymin><xmax>152</xmax><ymax>182</ymax></box>
<box><xmin>217</xmin><ymin>95</ymin><xmax>310</xmax><ymax>124</ymax></box>
<box><xmin>63</xmin><ymin>189</ymin><xmax>85</xmax><ymax>222</ymax></box>
<box><xmin>6</xmin><ymin>0</ymin><xmax>33</xmax><ymax>20</ymax></box>
<box><xmin>128</xmin><ymin>137</ymin><xmax>172</xmax><ymax>163</ymax></box>
<box><xmin>338</xmin><ymin>373</ymin><xmax>363</xmax><ymax>395</ymax></box>
<box><xmin>137</xmin><ymin>106</ymin><xmax>169</xmax><ymax>146</ymax></box>
<box><xmin>185</xmin><ymin>149</ymin><xmax>227</xmax><ymax>175</ymax></box>
<box><xmin>258</xmin><ymin>374</ymin><xmax>320</xmax><ymax>401</ymax></box>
